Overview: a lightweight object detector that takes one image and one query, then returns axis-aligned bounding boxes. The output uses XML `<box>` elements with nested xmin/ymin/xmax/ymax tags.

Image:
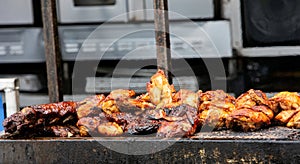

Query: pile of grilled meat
<box><xmin>2</xmin><ymin>70</ymin><xmax>300</xmax><ymax>138</ymax></box>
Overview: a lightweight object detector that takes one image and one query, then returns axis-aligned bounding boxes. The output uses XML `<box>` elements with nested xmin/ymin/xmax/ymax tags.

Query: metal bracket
<box><xmin>0</xmin><ymin>78</ymin><xmax>20</xmax><ymax>117</ymax></box>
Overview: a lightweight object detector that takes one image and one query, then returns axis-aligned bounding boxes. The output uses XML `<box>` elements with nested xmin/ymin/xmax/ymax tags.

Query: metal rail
<box><xmin>153</xmin><ymin>0</ymin><xmax>172</xmax><ymax>83</ymax></box>
<box><xmin>41</xmin><ymin>0</ymin><xmax>63</xmax><ymax>102</ymax></box>
<box><xmin>0</xmin><ymin>78</ymin><xmax>20</xmax><ymax>117</ymax></box>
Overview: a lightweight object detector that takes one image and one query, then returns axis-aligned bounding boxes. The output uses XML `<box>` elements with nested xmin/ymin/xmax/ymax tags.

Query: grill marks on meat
<box><xmin>270</xmin><ymin>92</ymin><xmax>300</xmax><ymax>128</ymax></box>
<box><xmin>226</xmin><ymin>89</ymin><xmax>274</xmax><ymax>132</ymax></box>
<box><xmin>198</xmin><ymin>90</ymin><xmax>236</xmax><ymax>130</ymax></box>
<box><xmin>2</xmin><ymin>101</ymin><xmax>79</xmax><ymax>138</ymax></box>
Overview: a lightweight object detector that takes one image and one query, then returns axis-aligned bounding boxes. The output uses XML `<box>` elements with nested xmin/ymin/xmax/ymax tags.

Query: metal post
<box><xmin>0</xmin><ymin>78</ymin><xmax>20</xmax><ymax>117</ymax></box>
<box><xmin>41</xmin><ymin>0</ymin><xmax>63</xmax><ymax>102</ymax></box>
<box><xmin>153</xmin><ymin>0</ymin><xmax>172</xmax><ymax>83</ymax></box>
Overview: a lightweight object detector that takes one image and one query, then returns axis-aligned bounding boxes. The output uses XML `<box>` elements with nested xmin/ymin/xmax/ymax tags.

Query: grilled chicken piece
<box><xmin>270</xmin><ymin>92</ymin><xmax>300</xmax><ymax>128</ymax></box>
<box><xmin>76</xmin><ymin>94</ymin><xmax>106</xmax><ymax>119</ymax></box>
<box><xmin>3</xmin><ymin>101</ymin><xmax>78</xmax><ymax>138</ymax></box>
<box><xmin>127</xmin><ymin>93</ymin><xmax>156</xmax><ymax>111</ymax></box>
<box><xmin>169</xmin><ymin>89</ymin><xmax>199</xmax><ymax>109</ymax></box>
<box><xmin>146</xmin><ymin>69</ymin><xmax>175</xmax><ymax>109</ymax></box>
<box><xmin>226</xmin><ymin>89</ymin><xmax>274</xmax><ymax>132</ymax></box>
<box><xmin>156</xmin><ymin>104</ymin><xmax>199</xmax><ymax>138</ymax></box>
<box><xmin>77</xmin><ymin>113</ymin><xmax>124</xmax><ymax>137</ymax></box>
<box><xmin>101</xmin><ymin>89</ymin><xmax>135</xmax><ymax>114</ymax></box>
<box><xmin>117</xmin><ymin>93</ymin><xmax>156</xmax><ymax>115</ymax></box>
<box><xmin>77</xmin><ymin>115</ymin><xmax>106</xmax><ymax>137</ymax></box>
<box><xmin>198</xmin><ymin>90</ymin><xmax>235</xmax><ymax>130</ymax></box>
<box><xmin>98</xmin><ymin>122</ymin><xmax>124</xmax><ymax>136</ymax></box>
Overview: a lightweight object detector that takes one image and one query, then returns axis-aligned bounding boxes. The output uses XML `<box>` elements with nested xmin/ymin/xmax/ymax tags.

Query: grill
<box><xmin>1</xmin><ymin>127</ymin><xmax>300</xmax><ymax>163</ymax></box>
<box><xmin>0</xmin><ymin>134</ymin><xmax>300</xmax><ymax>163</ymax></box>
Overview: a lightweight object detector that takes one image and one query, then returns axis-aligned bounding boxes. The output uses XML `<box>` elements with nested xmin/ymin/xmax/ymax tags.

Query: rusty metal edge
<box><xmin>153</xmin><ymin>0</ymin><xmax>173</xmax><ymax>83</ymax></box>
<box><xmin>41</xmin><ymin>0</ymin><xmax>63</xmax><ymax>103</ymax></box>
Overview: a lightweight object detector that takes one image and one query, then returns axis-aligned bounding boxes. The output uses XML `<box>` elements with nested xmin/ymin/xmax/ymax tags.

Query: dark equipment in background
<box><xmin>242</xmin><ymin>0</ymin><xmax>300</xmax><ymax>47</ymax></box>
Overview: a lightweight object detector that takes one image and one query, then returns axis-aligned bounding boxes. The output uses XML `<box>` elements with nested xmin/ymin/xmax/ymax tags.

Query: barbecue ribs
<box><xmin>2</xmin><ymin>101</ymin><xmax>79</xmax><ymax>138</ymax></box>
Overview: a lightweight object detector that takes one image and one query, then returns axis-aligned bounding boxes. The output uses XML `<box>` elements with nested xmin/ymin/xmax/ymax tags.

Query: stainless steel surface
<box><xmin>18</xmin><ymin>94</ymin><xmax>91</xmax><ymax>107</ymax></box>
<box><xmin>0</xmin><ymin>78</ymin><xmax>20</xmax><ymax>117</ymax></box>
<box><xmin>0</xmin><ymin>75</ymin><xmax>42</xmax><ymax>92</ymax></box>
<box><xmin>0</xmin><ymin>28</ymin><xmax>45</xmax><ymax>63</ymax></box>
<box><xmin>57</xmin><ymin>0</ymin><xmax>127</xmax><ymax>23</ymax></box>
<box><xmin>0</xmin><ymin>0</ymin><xmax>33</xmax><ymax>25</ymax></box>
<box><xmin>145</xmin><ymin>0</ymin><xmax>214</xmax><ymax>20</ymax></box>
<box><xmin>59</xmin><ymin>21</ymin><xmax>232</xmax><ymax>60</ymax></box>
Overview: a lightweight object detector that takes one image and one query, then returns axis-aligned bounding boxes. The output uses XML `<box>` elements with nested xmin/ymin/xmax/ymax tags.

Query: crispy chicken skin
<box><xmin>97</xmin><ymin>122</ymin><xmax>124</xmax><ymax>136</ymax></box>
<box><xmin>146</xmin><ymin>69</ymin><xmax>175</xmax><ymax>109</ymax></box>
<box><xmin>101</xmin><ymin>89</ymin><xmax>135</xmax><ymax>114</ymax></box>
<box><xmin>198</xmin><ymin>90</ymin><xmax>236</xmax><ymax>129</ymax></box>
<box><xmin>270</xmin><ymin>92</ymin><xmax>300</xmax><ymax>128</ymax></box>
<box><xmin>170</xmin><ymin>89</ymin><xmax>199</xmax><ymax>109</ymax></box>
<box><xmin>226</xmin><ymin>89</ymin><xmax>274</xmax><ymax>132</ymax></box>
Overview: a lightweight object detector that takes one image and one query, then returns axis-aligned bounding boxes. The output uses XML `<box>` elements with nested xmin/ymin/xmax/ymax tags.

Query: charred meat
<box><xmin>2</xmin><ymin>101</ymin><xmax>78</xmax><ymax>138</ymax></box>
<box><xmin>156</xmin><ymin>104</ymin><xmax>199</xmax><ymax>138</ymax></box>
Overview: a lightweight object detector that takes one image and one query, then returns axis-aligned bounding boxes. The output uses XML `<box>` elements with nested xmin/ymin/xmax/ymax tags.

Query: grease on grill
<box><xmin>191</xmin><ymin>126</ymin><xmax>300</xmax><ymax>140</ymax></box>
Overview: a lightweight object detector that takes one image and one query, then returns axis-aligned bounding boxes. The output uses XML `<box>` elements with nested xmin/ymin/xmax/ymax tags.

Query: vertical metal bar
<box><xmin>153</xmin><ymin>0</ymin><xmax>172</xmax><ymax>83</ymax></box>
<box><xmin>41</xmin><ymin>0</ymin><xmax>63</xmax><ymax>102</ymax></box>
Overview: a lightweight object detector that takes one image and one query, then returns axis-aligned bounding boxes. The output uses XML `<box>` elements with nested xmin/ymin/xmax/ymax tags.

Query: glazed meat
<box><xmin>270</xmin><ymin>92</ymin><xmax>300</xmax><ymax>128</ymax></box>
<box><xmin>156</xmin><ymin>104</ymin><xmax>199</xmax><ymax>138</ymax></box>
<box><xmin>226</xmin><ymin>89</ymin><xmax>274</xmax><ymax>132</ymax></box>
<box><xmin>2</xmin><ymin>101</ymin><xmax>78</xmax><ymax>138</ymax></box>
<box><xmin>198</xmin><ymin>90</ymin><xmax>236</xmax><ymax>130</ymax></box>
